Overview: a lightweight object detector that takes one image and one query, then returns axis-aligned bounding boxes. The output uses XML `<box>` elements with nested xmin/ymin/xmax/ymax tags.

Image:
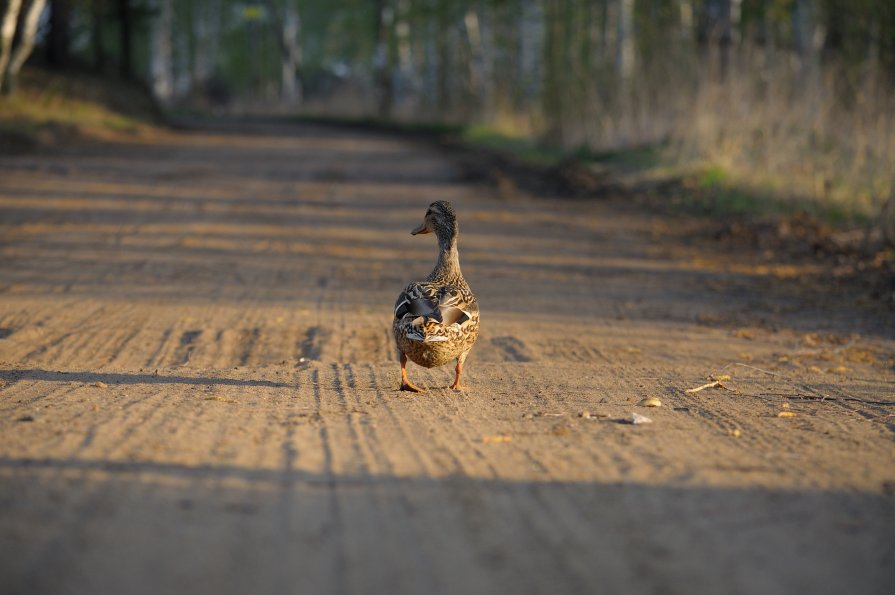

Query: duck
<box><xmin>393</xmin><ymin>200</ymin><xmax>479</xmax><ymax>392</ymax></box>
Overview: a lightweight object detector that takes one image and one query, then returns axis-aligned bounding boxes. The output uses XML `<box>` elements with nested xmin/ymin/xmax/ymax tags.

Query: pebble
<box><xmin>94</xmin><ymin>381</ymin><xmax>108</xmax><ymax>389</ymax></box>
<box><xmin>637</xmin><ymin>397</ymin><xmax>662</xmax><ymax>407</ymax></box>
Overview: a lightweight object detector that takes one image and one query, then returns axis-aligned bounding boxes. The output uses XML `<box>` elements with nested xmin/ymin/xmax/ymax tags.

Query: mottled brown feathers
<box><xmin>394</xmin><ymin>201</ymin><xmax>479</xmax><ymax>388</ymax></box>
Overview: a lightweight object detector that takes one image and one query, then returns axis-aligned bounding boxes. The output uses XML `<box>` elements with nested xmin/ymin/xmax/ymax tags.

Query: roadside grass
<box><xmin>460</xmin><ymin>126</ymin><xmax>562</xmax><ymax>166</ymax></box>
<box><xmin>455</xmin><ymin>125</ymin><xmax>876</xmax><ymax>226</ymax></box>
<box><xmin>291</xmin><ymin>111</ymin><xmax>875</xmax><ymax>226</ymax></box>
<box><xmin>0</xmin><ymin>68</ymin><xmax>159</xmax><ymax>150</ymax></box>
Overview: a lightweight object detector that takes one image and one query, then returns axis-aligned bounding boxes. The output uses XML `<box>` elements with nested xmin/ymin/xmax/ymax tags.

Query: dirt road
<box><xmin>1</xmin><ymin>120</ymin><xmax>893</xmax><ymax>595</ymax></box>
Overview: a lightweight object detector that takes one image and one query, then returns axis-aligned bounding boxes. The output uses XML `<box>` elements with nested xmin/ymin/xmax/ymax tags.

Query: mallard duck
<box><xmin>393</xmin><ymin>200</ymin><xmax>479</xmax><ymax>391</ymax></box>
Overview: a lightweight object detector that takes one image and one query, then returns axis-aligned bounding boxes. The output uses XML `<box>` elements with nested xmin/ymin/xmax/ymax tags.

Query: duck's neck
<box><xmin>427</xmin><ymin>230</ymin><xmax>463</xmax><ymax>284</ymax></box>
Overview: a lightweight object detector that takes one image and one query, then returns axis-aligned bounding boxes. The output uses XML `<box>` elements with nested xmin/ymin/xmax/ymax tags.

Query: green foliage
<box><xmin>462</xmin><ymin>126</ymin><xmax>563</xmax><ymax>165</ymax></box>
<box><xmin>6</xmin><ymin>0</ymin><xmax>893</xmax><ymax>233</ymax></box>
<box><xmin>698</xmin><ymin>166</ymin><xmax>729</xmax><ymax>189</ymax></box>
<box><xmin>579</xmin><ymin>145</ymin><xmax>663</xmax><ymax>169</ymax></box>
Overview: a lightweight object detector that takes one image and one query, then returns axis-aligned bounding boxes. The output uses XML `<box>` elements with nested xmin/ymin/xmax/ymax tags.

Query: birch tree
<box><xmin>374</xmin><ymin>0</ymin><xmax>394</xmax><ymax>117</ymax></box>
<box><xmin>616</xmin><ymin>0</ymin><xmax>634</xmax><ymax>80</ymax></box>
<box><xmin>150</xmin><ymin>0</ymin><xmax>173</xmax><ymax>102</ymax></box>
<box><xmin>700</xmin><ymin>0</ymin><xmax>731</xmax><ymax>80</ymax></box>
<box><xmin>2</xmin><ymin>0</ymin><xmax>47</xmax><ymax>95</ymax></box>
<box><xmin>264</xmin><ymin>0</ymin><xmax>303</xmax><ymax>105</ymax></box>
<box><xmin>0</xmin><ymin>0</ymin><xmax>23</xmax><ymax>92</ymax></box>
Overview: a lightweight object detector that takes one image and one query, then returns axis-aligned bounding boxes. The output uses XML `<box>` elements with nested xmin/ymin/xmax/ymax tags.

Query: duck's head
<box><xmin>411</xmin><ymin>201</ymin><xmax>458</xmax><ymax>245</ymax></box>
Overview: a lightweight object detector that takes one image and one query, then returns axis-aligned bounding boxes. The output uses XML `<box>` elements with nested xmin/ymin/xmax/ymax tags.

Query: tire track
<box><xmin>143</xmin><ymin>327</ymin><xmax>176</xmax><ymax>369</ymax></box>
<box><xmin>310</xmin><ymin>366</ymin><xmax>349</xmax><ymax>595</ymax></box>
<box><xmin>359</xmin><ymin>365</ymin><xmax>517</xmax><ymax>593</ymax></box>
<box><xmin>423</xmin><ymin>391</ymin><xmax>594</xmax><ymax>594</ymax></box>
<box><xmin>364</xmin><ymin>364</ymin><xmax>437</xmax><ymax>475</ymax></box>
<box><xmin>7</xmin><ymin>383</ymin><xmax>174</xmax><ymax>593</ymax></box>
<box><xmin>333</xmin><ymin>363</ymin><xmax>441</xmax><ymax>594</ymax></box>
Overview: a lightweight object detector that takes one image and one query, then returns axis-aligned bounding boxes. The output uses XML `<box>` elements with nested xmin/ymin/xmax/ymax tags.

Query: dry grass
<box><xmin>0</xmin><ymin>69</ymin><xmax>160</xmax><ymax>149</ymax></box>
<box><xmin>542</xmin><ymin>50</ymin><xmax>895</xmax><ymax>223</ymax></box>
<box><xmin>673</xmin><ymin>62</ymin><xmax>895</xmax><ymax>221</ymax></box>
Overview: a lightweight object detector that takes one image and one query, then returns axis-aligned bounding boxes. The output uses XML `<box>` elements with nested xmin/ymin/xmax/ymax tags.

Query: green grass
<box><xmin>460</xmin><ymin>126</ymin><xmax>563</xmax><ymax>165</ymax></box>
<box><xmin>679</xmin><ymin>163</ymin><xmax>870</xmax><ymax>224</ymax></box>
<box><xmin>697</xmin><ymin>165</ymin><xmax>729</xmax><ymax>188</ymax></box>
<box><xmin>576</xmin><ymin>145</ymin><xmax>663</xmax><ymax>169</ymax></box>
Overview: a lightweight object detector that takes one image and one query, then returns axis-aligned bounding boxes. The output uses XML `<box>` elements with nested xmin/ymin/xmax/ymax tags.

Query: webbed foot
<box><xmin>399</xmin><ymin>353</ymin><xmax>424</xmax><ymax>393</ymax></box>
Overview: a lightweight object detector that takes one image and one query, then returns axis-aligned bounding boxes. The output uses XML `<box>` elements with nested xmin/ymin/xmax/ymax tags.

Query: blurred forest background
<box><xmin>1</xmin><ymin>0</ymin><xmax>894</xmax><ymax>235</ymax></box>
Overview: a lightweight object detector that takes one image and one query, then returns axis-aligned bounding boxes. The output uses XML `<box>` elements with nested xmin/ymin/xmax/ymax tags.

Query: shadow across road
<box><xmin>0</xmin><ymin>368</ymin><xmax>292</xmax><ymax>389</ymax></box>
<box><xmin>0</xmin><ymin>454</ymin><xmax>892</xmax><ymax>595</ymax></box>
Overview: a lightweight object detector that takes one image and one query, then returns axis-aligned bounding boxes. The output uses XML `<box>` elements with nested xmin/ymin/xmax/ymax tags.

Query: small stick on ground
<box><xmin>686</xmin><ymin>380</ymin><xmax>726</xmax><ymax>394</ymax></box>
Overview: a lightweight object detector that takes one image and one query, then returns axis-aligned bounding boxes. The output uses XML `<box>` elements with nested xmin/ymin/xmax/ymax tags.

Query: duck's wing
<box><xmin>394</xmin><ymin>283</ymin><xmax>439</xmax><ymax>320</ymax></box>
<box><xmin>435</xmin><ymin>286</ymin><xmax>476</xmax><ymax>326</ymax></box>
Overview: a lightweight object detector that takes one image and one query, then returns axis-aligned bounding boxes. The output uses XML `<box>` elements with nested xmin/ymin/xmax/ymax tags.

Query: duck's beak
<box><xmin>411</xmin><ymin>221</ymin><xmax>430</xmax><ymax>235</ymax></box>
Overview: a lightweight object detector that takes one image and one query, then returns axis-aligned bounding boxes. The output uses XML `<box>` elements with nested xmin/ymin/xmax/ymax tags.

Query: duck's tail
<box><xmin>406</xmin><ymin>314</ymin><xmax>449</xmax><ymax>342</ymax></box>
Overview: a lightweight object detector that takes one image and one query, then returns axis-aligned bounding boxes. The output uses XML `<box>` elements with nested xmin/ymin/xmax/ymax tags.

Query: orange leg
<box><xmin>450</xmin><ymin>360</ymin><xmax>464</xmax><ymax>391</ymax></box>
<box><xmin>399</xmin><ymin>353</ymin><xmax>424</xmax><ymax>393</ymax></box>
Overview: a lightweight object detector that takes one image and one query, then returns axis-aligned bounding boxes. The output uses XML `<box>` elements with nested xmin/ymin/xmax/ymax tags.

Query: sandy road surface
<box><xmin>0</xmin><ymin>120</ymin><xmax>893</xmax><ymax>595</ymax></box>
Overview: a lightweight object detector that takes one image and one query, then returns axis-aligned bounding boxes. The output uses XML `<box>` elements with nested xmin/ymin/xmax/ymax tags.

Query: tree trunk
<box><xmin>193</xmin><ymin>0</ymin><xmax>221</xmax><ymax>88</ymax></box>
<box><xmin>463</xmin><ymin>7</ymin><xmax>482</xmax><ymax>110</ymax></box>
<box><xmin>792</xmin><ymin>0</ymin><xmax>820</xmax><ymax>77</ymax></box>
<box><xmin>699</xmin><ymin>0</ymin><xmax>731</xmax><ymax>81</ymax></box>
<box><xmin>421</xmin><ymin>9</ymin><xmax>437</xmax><ymax>114</ymax></box>
<box><xmin>461</xmin><ymin>2</ymin><xmax>493</xmax><ymax>121</ymax></box>
<box><xmin>91</xmin><ymin>0</ymin><xmax>107</xmax><ymax>73</ymax></box>
<box><xmin>477</xmin><ymin>2</ymin><xmax>494</xmax><ymax>121</ymax></box>
<box><xmin>616</xmin><ymin>0</ymin><xmax>634</xmax><ymax>80</ymax></box>
<box><xmin>883</xmin><ymin>191</ymin><xmax>895</xmax><ymax>248</ymax></box>
<box><xmin>517</xmin><ymin>0</ymin><xmax>543</xmax><ymax>109</ymax></box>
<box><xmin>47</xmin><ymin>0</ymin><xmax>70</xmax><ymax>68</ymax></box>
<box><xmin>263</xmin><ymin>0</ymin><xmax>303</xmax><ymax>105</ymax></box>
<box><xmin>542</xmin><ymin>0</ymin><xmax>563</xmax><ymax>144</ymax></box>
<box><xmin>149</xmin><ymin>0</ymin><xmax>173</xmax><ymax>102</ymax></box>
<box><xmin>5</xmin><ymin>0</ymin><xmax>47</xmax><ymax>95</ymax></box>
<box><xmin>117</xmin><ymin>0</ymin><xmax>133</xmax><ymax>79</ymax></box>
<box><xmin>279</xmin><ymin>3</ymin><xmax>302</xmax><ymax>104</ymax></box>
<box><xmin>0</xmin><ymin>0</ymin><xmax>24</xmax><ymax>94</ymax></box>
<box><xmin>394</xmin><ymin>0</ymin><xmax>413</xmax><ymax>109</ymax></box>
<box><xmin>436</xmin><ymin>0</ymin><xmax>450</xmax><ymax>116</ymax></box>
<box><xmin>374</xmin><ymin>0</ymin><xmax>394</xmax><ymax>118</ymax></box>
